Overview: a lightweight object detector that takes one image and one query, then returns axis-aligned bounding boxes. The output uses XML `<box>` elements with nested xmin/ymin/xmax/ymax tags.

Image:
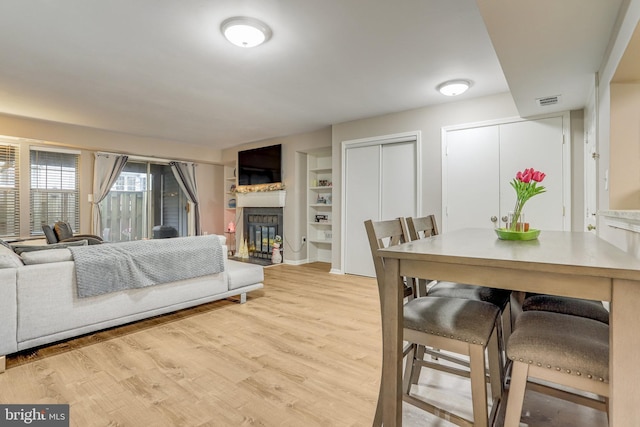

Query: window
<box><xmin>99</xmin><ymin>161</ymin><xmax>188</xmax><ymax>242</ymax></box>
<box><xmin>0</xmin><ymin>143</ymin><xmax>19</xmax><ymax>237</ymax></box>
<box><xmin>30</xmin><ymin>148</ymin><xmax>80</xmax><ymax>234</ymax></box>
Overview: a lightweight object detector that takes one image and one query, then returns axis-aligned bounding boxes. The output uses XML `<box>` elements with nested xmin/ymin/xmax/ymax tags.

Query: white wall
<box><xmin>221</xmin><ymin>127</ymin><xmax>332</xmax><ymax>263</ymax></box>
<box><xmin>595</xmin><ymin>0</ymin><xmax>640</xmax><ymax>251</ymax></box>
<box><xmin>330</xmin><ymin>92</ymin><xmax>520</xmax><ymax>272</ymax></box>
<box><xmin>0</xmin><ymin>113</ymin><xmax>225</xmax><ymax>237</ymax></box>
<box><xmin>610</xmin><ymin>82</ymin><xmax>640</xmax><ymax>209</ymax></box>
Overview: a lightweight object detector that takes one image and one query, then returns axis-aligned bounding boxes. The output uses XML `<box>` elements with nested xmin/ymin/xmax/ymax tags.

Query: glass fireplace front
<box><xmin>243</xmin><ymin>207</ymin><xmax>283</xmax><ymax>262</ymax></box>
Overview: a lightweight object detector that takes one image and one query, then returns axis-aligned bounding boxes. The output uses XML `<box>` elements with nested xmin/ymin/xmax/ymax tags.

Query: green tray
<box><xmin>495</xmin><ymin>228</ymin><xmax>541</xmax><ymax>241</ymax></box>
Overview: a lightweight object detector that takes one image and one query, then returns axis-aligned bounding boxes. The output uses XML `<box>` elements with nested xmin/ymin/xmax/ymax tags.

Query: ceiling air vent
<box><xmin>536</xmin><ymin>95</ymin><xmax>561</xmax><ymax>107</ymax></box>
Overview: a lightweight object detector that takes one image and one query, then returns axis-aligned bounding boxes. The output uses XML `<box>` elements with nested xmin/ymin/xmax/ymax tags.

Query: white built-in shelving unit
<box><xmin>223</xmin><ymin>163</ymin><xmax>237</xmax><ymax>254</ymax></box>
<box><xmin>307</xmin><ymin>149</ymin><xmax>332</xmax><ymax>263</ymax></box>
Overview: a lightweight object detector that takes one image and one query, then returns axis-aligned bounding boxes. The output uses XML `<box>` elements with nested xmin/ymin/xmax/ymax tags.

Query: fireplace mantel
<box><xmin>237</xmin><ymin>190</ymin><xmax>286</xmax><ymax>208</ymax></box>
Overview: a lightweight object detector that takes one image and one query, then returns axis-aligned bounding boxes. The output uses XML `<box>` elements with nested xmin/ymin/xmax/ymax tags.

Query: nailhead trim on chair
<box><xmin>510</xmin><ymin>355</ymin><xmax>606</xmax><ymax>382</ymax></box>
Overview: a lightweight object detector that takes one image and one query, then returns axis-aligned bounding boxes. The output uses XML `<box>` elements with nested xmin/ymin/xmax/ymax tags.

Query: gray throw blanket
<box><xmin>69</xmin><ymin>235</ymin><xmax>225</xmax><ymax>298</ymax></box>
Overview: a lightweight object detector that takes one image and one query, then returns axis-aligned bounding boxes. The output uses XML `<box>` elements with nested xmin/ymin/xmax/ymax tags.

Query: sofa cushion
<box><xmin>21</xmin><ymin>249</ymin><xmax>74</xmax><ymax>265</ymax></box>
<box><xmin>227</xmin><ymin>260</ymin><xmax>264</xmax><ymax>290</ymax></box>
<box><xmin>12</xmin><ymin>239</ymin><xmax>88</xmax><ymax>255</ymax></box>
<box><xmin>0</xmin><ymin>244</ymin><xmax>23</xmax><ymax>268</ymax></box>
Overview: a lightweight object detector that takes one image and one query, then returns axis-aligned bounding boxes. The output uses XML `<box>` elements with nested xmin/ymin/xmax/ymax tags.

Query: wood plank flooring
<box><xmin>0</xmin><ymin>263</ymin><xmax>607</xmax><ymax>426</ymax></box>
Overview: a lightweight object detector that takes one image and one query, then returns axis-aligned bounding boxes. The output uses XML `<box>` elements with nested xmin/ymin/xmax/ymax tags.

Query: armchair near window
<box><xmin>42</xmin><ymin>221</ymin><xmax>104</xmax><ymax>245</ymax></box>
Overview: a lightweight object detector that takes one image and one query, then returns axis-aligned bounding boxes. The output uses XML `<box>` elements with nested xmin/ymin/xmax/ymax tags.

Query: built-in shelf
<box><xmin>223</xmin><ymin>164</ymin><xmax>237</xmax><ymax>246</ymax></box>
<box><xmin>309</xmin><ymin>238</ymin><xmax>331</xmax><ymax>244</ymax></box>
<box><xmin>307</xmin><ymin>149</ymin><xmax>333</xmax><ymax>263</ymax></box>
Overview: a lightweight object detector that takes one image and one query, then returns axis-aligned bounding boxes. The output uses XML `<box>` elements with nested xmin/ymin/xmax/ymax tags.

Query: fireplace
<box><xmin>242</xmin><ymin>207</ymin><xmax>283</xmax><ymax>262</ymax></box>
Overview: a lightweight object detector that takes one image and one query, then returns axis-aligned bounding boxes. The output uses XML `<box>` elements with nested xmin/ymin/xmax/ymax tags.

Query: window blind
<box><xmin>30</xmin><ymin>148</ymin><xmax>79</xmax><ymax>234</ymax></box>
<box><xmin>0</xmin><ymin>144</ymin><xmax>19</xmax><ymax>238</ymax></box>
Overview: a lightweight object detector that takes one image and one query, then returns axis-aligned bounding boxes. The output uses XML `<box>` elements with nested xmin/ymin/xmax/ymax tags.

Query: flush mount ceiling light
<box><xmin>437</xmin><ymin>79</ymin><xmax>471</xmax><ymax>96</ymax></box>
<box><xmin>221</xmin><ymin>16</ymin><xmax>272</xmax><ymax>48</ymax></box>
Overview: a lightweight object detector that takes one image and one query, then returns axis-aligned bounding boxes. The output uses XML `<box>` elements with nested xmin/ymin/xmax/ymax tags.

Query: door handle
<box><xmin>587</xmin><ymin>224</ymin><xmax>596</xmax><ymax>231</ymax></box>
<box><xmin>490</xmin><ymin>216</ymin><xmax>498</xmax><ymax>223</ymax></box>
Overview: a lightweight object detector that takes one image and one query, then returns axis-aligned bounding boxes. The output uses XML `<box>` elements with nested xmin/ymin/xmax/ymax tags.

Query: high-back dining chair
<box><xmin>405</xmin><ymin>216</ymin><xmax>512</xmax><ymax>381</ymax></box>
<box><xmin>363</xmin><ymin>217</ymin><xmax>416</xmax><ymax>426</ymax></box>
<box><xmin>504</xmin><ymin>310</ymin><xmax>609</xmax><ymax>426</ymax></box>
<box><xmin>364</xmin><ymin>217</ymin><xmax>415</xmax><ymax>304</ymax></box>
<box><xmin>365</xmin><ymin>218</ymin><xmax>503</xmax><ymax>427</ymax></box>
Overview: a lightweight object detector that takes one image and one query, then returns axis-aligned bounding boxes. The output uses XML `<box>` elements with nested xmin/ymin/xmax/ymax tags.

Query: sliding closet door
<box><xmin>381</xmin><ymin>142</ymin><xmax>417</xmax><ymax>220</ymax></box>
<box><xmin>344</xmin><ymin>145</ymin><xmax>381</xmax><ymax>277</ymax></box>
<box><xmin>343</xmin><ymin>138</ymin><xmax>419</xmax><ymax>277</ymax></box>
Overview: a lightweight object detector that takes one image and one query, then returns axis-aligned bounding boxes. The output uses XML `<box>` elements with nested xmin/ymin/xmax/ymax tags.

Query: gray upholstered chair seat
<box><xmin>404</xmin><ymin>296</ymin><xmax>500</xmax><ymax>346</ymax></box>
<box><xmin>429</xmin><ymin>281</ymin><xmax>511</xmax><ymax>311</ymax></box>
<box><xmin>522</xmin><ymin>293</ymin><xmax>609</xmax><ymax>324</ymax></box>
<box><xmin>508</xmin><ymin>311</ymin><xmax>609</xmax><ymax>382</ymax></box>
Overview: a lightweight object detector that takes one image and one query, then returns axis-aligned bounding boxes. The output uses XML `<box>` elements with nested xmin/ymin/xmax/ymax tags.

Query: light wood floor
<box><xmin>0</xmin><ymin>263</ymin><xmax>607</xmax><ymax>426</ymax></box>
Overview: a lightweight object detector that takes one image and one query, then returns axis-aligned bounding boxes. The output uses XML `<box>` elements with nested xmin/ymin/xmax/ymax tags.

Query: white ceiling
<box><xmin>0</xmin><ymin>1</ymin><xmax>625</xmax><ymax>149</ymax></box>
<box><xmin>478</xmin><ymin>0</ymin><xmax>625</xmax><ymax>118</ymax></box>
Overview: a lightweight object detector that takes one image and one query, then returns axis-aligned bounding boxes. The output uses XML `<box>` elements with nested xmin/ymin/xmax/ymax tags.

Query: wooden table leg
<box><xmin>381</xmin><ymin>258</ymin><xmax>403</xmax><ymax>426</ymax></box>
<box><xmin>610</xmin><ymin>279</ymin><xmax>640</xmax><ymax>425</ymax></box>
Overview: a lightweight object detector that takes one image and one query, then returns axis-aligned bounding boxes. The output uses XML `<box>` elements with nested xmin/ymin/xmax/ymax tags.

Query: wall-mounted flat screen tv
<box><xmin>238</xmin><ymin>144</ymin><xmax>282</xmax><ymax>185</ymax></box>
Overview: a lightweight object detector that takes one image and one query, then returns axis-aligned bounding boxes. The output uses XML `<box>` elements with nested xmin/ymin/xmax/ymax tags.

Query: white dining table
<box><xmin>377</xmin><ymin>228</ymin><xmax>640</xmax><ymax>426</ymax></box>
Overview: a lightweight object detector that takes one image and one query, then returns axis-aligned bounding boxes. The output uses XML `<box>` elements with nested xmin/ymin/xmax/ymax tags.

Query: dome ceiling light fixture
<box><xmin>221</xmin><ymin>16</ymin><xmax>272</xmax><ymax>48</ymax></box>
<box><xmin>437</xmin><ymin>79</ymin><xmax>471</xmax><ymax>96</ymax></box>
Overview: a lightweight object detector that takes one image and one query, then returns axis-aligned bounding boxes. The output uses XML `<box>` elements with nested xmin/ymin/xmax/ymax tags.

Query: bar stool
<box><xmin>405</xmin><ymin>215</ymin><xmax>512</xmax><ymax>382</ymax></box>
<box><xmin>504</xmin><ymin>310</ymin><xmax>609</xmax><ymax>426</ymax></box>
<box><xmin>365</xmin><ymin>218</ymin><xmax>503</xmax><ymax>427</ymax></box>
<box><xmin>363</xmin><ymin>217</ymin><xmax>418</xmax><ymax>427</ymax></box>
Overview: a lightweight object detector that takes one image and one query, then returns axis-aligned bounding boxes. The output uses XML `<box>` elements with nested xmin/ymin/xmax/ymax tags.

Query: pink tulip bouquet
<box><xmin>510</xmin><ymin>168</ymin><xmax>546</xmax><ymax>231</ymax></box>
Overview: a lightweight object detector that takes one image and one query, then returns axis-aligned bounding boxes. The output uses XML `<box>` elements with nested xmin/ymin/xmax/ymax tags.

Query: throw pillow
<box><xmin>42</xmin><ymin>224</ymin><xmax>58</xmax><ymax>244</ymax></box>
<box><xmin>54</xmin><ymin>222</ymin><xmax>74</xmax><ymax>241</ymax></box>
<box><xmin>21</xmin><ymin>249</ymin><xmax>74</xmax><ymax>265</ymax></box>
<box><xmin>12</xmin><ymin>239</ymin><xmax>88</xmax><ymax>255</ymax></box>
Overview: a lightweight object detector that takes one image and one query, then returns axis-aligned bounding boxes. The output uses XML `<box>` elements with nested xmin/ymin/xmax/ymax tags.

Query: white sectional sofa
<box><xmin>0</xmin><ymin>235</ymin><xmax>264</xmax><ymax>373</ymax></box>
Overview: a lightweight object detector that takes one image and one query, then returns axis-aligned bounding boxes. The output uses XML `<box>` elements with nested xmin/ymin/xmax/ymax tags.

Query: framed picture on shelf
<box><xmin>314</xmin><ymin>214</ymin><xmax>329</xmax><ymax>223</ymax></box>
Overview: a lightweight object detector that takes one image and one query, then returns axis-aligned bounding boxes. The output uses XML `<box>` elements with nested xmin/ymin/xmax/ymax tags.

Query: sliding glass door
<box><xmin>99</xmin><ymin>161</ymin><xmax>188</xmax><ymax>242</ymax></box>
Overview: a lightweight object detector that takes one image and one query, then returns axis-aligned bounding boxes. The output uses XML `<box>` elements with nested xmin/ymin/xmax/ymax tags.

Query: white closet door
<box><xmin>499</xmin><ymin>117</ymin><xmax>565</xmax><ymax>231</ymax></box>
<box><xmin>343</xmin><ymin>138</ymin><xmax>419</xmax><ymax>277</ymax></box>
<box><xmin>444</xmin><ymin>116</ymin><xmax>567</xmax><ymax>232</ymax></box>
<box><xmin>344</xmin><ymin>145</ymin><xmax>381</xmax><ymax>277</ymax></box>
<box><xmin>444</xmin><ymin>126</ymin><xmax>501</xmax><ymax>232</ymax></box>
<box><xmin>381</xmin><ymin>142</ymin><xmax>417</xmax><ymax>220</ymax></box>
